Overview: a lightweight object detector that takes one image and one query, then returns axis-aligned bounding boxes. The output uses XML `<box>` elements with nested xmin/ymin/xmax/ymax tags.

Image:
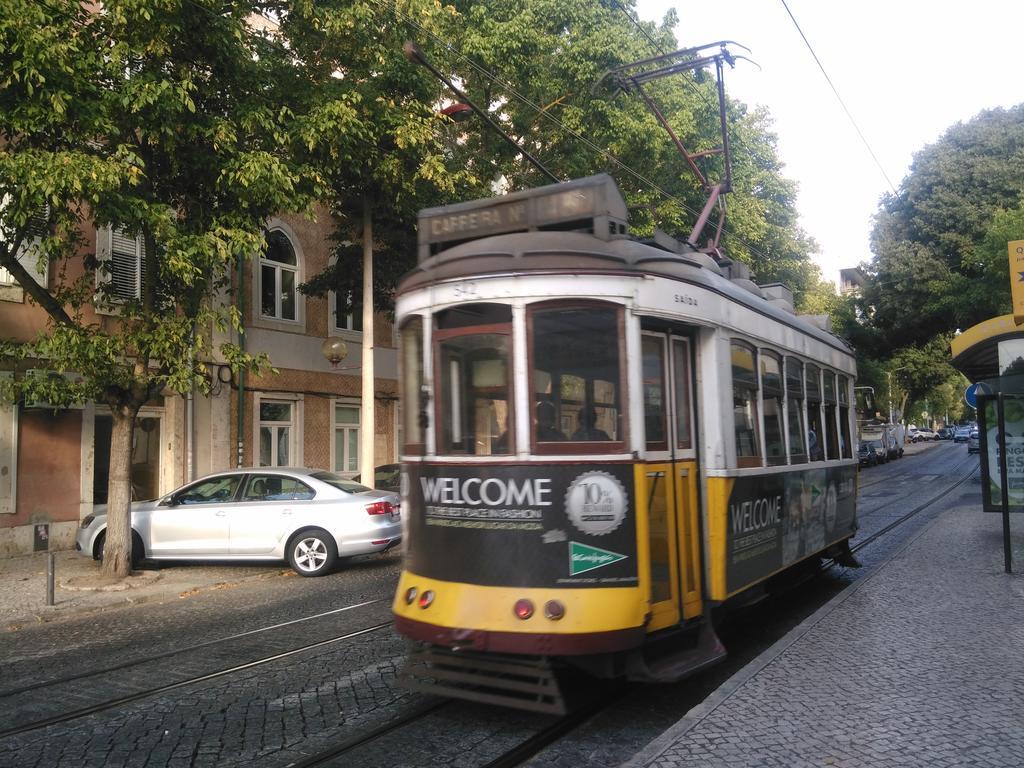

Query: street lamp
<box><xmin>888</xmin><ymin>366</ymin><xmax>909</xmax><ymax>424</ymax></box>
<box><xmin>320</xmin><ymin>337</ymin><xmax>348</xmax><ymax>368</ymax></box>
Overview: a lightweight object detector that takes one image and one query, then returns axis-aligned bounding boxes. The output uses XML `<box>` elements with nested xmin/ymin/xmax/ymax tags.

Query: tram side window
<box><xmin>731</xmin><ymin>341</ymin><xmax>761</xmax><ymax>467</ymax></box>
<box><xmin>838</xmin><ymin>375</ymin><xmax>853</xmax><ymax>459</ymax></box>
<box><xmin>435</xmin><ymin>304</ymin><xmax>513</xmax><ymax>456</ymax></box>
<box><xmin>823</xmin><ymin>370</ymin><xmax>840</xmax><ymax>459</ymax></box>
<box><xmin>805</xmin><ymin>364</ymin><xmax>824</xmax><ymax>461</ymax></box>
<box><xmin>786</xmin><ymin>357</ymin><xmax>807</xmax><ymax>464</ymax></box>
<box><xmin>673</xmin><ymin>338</ymin><xmax>693</xmax><ymax>450</ymax></box>
<box><xmin>530</xmin><ymin>304</ymin><xmax>623</xmax><ymax>451</ymax></box>
<box><xmin>400</xmin><ymin>316</ymin><xmax>425</xmax><ymax>452</ymax></box>
<box><xmin>642</xmin><ymin>334</ymin><xmax>668</xmax><ymax>450</ymax></box>
<box><xmin>761</xmin><ymin>351</ymin><xmax>786</xmax><ymax>466</ymax></box>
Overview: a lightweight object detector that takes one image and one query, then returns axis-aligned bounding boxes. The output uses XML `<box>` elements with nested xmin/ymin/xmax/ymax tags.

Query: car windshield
<box><xmin>310</xmin><ymin>471</ymin><xmax>372</xmax><ymax>493</ymax></box>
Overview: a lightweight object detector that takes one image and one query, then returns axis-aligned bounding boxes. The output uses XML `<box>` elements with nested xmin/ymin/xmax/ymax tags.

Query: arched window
<box><xmin>260</xmin><ymin>229</ymin><xmax>298</xmax><ymax>321</ymax></box>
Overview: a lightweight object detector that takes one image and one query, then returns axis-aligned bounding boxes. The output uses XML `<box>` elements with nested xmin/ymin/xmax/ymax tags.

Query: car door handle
<box><xmin>282</xmin><ymin>509</ymin><xmax>293</xmax><ymax>516</ymax></box>
<box><xmin>215</xmin><ymin>510</ymin><xmax>227</xmax><ymax>517</ymax></box>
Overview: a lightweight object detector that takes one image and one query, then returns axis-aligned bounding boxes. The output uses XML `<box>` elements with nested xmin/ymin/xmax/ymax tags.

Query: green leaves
<box><xmin>867</xmin><ymin>105</ymin><xmax>1024</xmax><ymax>350</ymax></box>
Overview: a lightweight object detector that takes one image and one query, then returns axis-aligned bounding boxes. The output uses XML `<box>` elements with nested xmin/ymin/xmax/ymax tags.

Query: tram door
<box><xmin>641</xmin><ymin>329</ymin><xmax>702</xmax><ymax>632</ymax></box>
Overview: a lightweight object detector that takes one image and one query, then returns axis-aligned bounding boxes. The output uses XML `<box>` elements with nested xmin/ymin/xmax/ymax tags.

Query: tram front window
<box><xmin>530</xmin><ymin>304</ymin><xmax>623</xmax><ymax>451</ymax></box>
<box><xmin>435</xmin><ymin>304</ymin><xmax>514</xmax><ymax>456</ymax></box>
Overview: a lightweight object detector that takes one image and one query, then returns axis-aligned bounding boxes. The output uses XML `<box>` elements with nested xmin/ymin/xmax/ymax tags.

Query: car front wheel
<box><xmin>287</xmin><ymin>528</ymin><xmax>338</xmax><ymax>577</ymax></box>
<box><xmin>93</xmin><ymin>531</ymin><xmax>145</xmax><ymax>568</ymax></box>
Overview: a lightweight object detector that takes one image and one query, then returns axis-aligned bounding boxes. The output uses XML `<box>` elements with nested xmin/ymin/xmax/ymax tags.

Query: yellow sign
<box><xmin>1010</xmin><ymin>240</ymin><xmax>1024</xmax><ymax>324</ymax></box>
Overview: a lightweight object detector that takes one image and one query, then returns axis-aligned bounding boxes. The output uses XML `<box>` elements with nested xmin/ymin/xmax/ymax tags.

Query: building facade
<box><xmin>0</xmin><ymin>208</ymin><xmax>399</xmax><ymax>556</ymax></box>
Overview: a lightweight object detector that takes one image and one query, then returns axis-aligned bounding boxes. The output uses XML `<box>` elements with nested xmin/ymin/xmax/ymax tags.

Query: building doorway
<box><xmin>93</xmin><ymin>413</ymin><xmax>162</xmax><ymax>504</ymax></box>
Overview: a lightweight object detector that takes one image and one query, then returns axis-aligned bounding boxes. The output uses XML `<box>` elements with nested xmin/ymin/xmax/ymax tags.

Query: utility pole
<box><xmin>888</xmin><ymin>366</ymin><xmax>909</xmax><ymax>423</ymax></box>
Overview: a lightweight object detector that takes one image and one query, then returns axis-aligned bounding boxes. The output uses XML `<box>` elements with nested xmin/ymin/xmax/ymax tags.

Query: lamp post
<box><xmin>888</xmin><ymin>366</ymin><xmax>909</xmax><ymax>424</ymax></box>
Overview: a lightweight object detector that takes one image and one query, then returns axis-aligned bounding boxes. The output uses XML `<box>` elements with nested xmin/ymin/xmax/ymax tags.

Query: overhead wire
<box><xmin>778</xmin><ymin>0</ymin><xmax>898</xmax><ymax>195</ymax></box>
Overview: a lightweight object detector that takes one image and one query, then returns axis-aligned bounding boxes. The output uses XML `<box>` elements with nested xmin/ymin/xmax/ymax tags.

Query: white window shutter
<box><xmin>1</xmin><ymin>204</ymin><xmax>49</xmax><ymax>287</ymax></box>
<box><xmin>14</xmin><ymin>243</ymin><xmax>47</xmax><ymax>287</ymax></box>
<box><xmin>110</xmin><ymin>227</ymin><xmax>141</xmax><ymax>300</ymax></box>
<box><xmin>96</xmin><ymin>224</ymin><xmax>143</xmax><ymax>302</ymax></box>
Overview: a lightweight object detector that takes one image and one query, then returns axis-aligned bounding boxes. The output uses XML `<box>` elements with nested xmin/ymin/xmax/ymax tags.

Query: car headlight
<box><xmin>80</xmin><ymin>515</ymin><xmax>94</xmax><ymax>528</ymax></box>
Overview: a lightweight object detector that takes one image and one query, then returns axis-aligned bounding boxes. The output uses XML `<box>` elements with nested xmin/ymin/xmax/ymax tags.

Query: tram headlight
<box><xmin>405</xmin><ymin>586</ymin><xmax>418</xmax><ymax>605</ymax></box>
<box><xmin>418</xmin><ymin>590</ymin><xmax>435</xmax><ymax>609</ymax></box>
<box><xmin>543</xmin><ymin>600</ymin><xmax>565</xmax><ymax>620</ymax></box>
<box><xmin>514</xmin><ymin>599</ymin><xmax>535</xmax><ymax>620</ymax></box>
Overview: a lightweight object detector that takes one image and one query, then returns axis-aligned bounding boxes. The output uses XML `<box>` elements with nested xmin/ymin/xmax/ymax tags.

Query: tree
<box><xmin>864</xmin><ymin>105</ymin><xmax>1024</xmax><ymax>351</ymax></box>
<box><xmin>411</xmin><ymin>0</ymin><xmax>819</xmax><ymax>293</ymax></box>
<box><xmin>0</xmin><ymin>0</ymin><xmax>323</xmax><ymax>576</ymax></box>
<box><xmin>883</xmin><ymin>338</ymin><xmax>961</xmax><ymax>425</ymax></box>
<box><xmin>280</xmin><ymin>0</ymin><xmax>466</xmax><ymax>316</ymax></box>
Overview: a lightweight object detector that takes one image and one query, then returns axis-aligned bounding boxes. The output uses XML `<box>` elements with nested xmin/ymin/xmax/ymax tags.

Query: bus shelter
<box><xmin>950</xmin><ymin>313</ymin><xmax>1024</xmax><ymax>571</ymax></box>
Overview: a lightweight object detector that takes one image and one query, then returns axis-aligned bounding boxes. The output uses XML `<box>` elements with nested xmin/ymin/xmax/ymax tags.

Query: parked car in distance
<box><xmin>968</xmin><ymin>429</ymin><xmax>980</xmax><ymax>454</ymax></box>
<box><xmin>76</xmin><ymin>467</ymin><xmax>402</xmax><ymax>576</ymax></box>
<box><xmin>953</xmin><ymin>426</ymin><xmax>972</xmax><ymax>443</ymax></box>
<box><xmin>858</xmin><ymin>440</ymin><xmax>886</xmax><ymax>466</ymax></box>
<box><xmin>912</xmin><ymin>428</ymin><xmax>938</xmax><ymax>442</ymax></box>
<box><xmin>354</xmin><ymin>463</ymin><xmax>401</xmax><ymax>493</ymax></box>
<box><xmin>937</xmin><ymin>427</ymin><xmax>952</xmax><ymax>440</ymax></box>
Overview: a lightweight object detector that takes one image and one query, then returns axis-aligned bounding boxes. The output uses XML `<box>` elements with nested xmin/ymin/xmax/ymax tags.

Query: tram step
<box><xmin>625</xmin><ymin>621</ymin><xmax>727</xmax><ymax>683</ymax></box>
<box><xmin>399</xmin><ymin>646</ymin><xmax>568</xmax><ymax>715</ymax></box>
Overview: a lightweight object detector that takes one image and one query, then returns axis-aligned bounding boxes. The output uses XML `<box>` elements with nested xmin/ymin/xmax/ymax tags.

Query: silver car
<box><xmin>76</xmin><ymin>468</ymin><xmax>402</xmax><ymax>576</ymax></box>
<box><xmin>967</xmin><ymin>430</ymin><xmax>980</xmax><ymax>454</ymax></box>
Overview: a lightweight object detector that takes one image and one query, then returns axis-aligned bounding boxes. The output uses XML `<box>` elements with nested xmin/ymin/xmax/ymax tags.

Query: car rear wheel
<box><xmin>287</xmin><ymin>528</ymin><xmax>338</xmax><ymax>577</ymax></box>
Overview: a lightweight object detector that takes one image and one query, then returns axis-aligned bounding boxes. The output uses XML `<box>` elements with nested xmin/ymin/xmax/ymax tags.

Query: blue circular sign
<box><xmin>965</xmin><ymin>382</ymin><xmax>993</xmax><ymax>409</ymax></box>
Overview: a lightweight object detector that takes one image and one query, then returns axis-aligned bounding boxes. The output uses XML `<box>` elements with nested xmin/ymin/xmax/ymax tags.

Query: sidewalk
<box><xmin>623</xmin><ymin>470</ymin><xmax>1024</xmax><ymax>767</ymax></box>
<box><xmin>0</xmin><ymin>549</ymin><xmax>290</xmax><ymax>631</ymax></box>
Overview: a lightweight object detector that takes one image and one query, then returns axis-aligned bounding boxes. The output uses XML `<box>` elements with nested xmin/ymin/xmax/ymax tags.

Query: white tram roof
<box><xmin>402</xmin><ymin>175</ymin><xmax>854</xmax><ymax>359</ymax></box>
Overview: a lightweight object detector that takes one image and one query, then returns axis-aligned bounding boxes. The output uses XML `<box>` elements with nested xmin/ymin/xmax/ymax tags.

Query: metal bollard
<box><xmin>46</xmin><ymin>552</ymin><xmax>55</xmax><ymax>606</ymax></box>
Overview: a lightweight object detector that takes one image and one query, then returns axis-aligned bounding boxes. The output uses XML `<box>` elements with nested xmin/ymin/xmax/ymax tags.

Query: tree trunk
<box><xmin>101</xmin><ymin>403</ymin><xmax>140</xmax><ymax>578</ymax></box>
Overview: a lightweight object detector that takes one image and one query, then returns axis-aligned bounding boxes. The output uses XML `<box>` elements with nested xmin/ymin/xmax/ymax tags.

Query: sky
<box><xmin>630</xmin><ymin>0</ymin><xmax>1024</xmax><ymax>285</ymax></box>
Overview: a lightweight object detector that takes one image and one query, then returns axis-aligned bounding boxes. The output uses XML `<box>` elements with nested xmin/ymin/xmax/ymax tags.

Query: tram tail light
<box><xmin>544</xmin><ymin>600</ymin><xmax>566</xmax><ymax>620</ymax></box>
<box><xmin>365</xmin><ymin>501</ymin><xmax>394</xmax><ymax>516</ymax></box>
<box><xmin>405</xmin><ymin>587</ymin><xmax>418</xmax><ymax>604</ymax></box>
<box><xmin>514</xmin><ymin>599</ymin><xmax>534</xmax><ymax>620</ymax></box>
<box><xmin>418</xmin><ymin>590</ymin><xmax>435</xmax><ymax>609</ymax></box>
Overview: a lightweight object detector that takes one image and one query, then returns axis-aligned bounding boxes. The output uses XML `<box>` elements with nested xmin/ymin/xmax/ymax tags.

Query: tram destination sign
<box><xmin>417</xmin><ymin>174</ymin><xmax>628</xmax><ymax>260</ymax></box>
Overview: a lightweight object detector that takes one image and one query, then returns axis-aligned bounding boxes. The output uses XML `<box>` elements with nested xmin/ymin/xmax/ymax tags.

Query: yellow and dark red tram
<box><xmin>391</xmin><ymin>175</ymin><xmax>858</xmax><ymax>712</ymax></box>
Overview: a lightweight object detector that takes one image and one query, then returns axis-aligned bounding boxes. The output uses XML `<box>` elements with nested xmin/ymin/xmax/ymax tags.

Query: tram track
<box><xmin>827</xmin><ymin>451</ymin><xmax>978</xmax><ymax>572</ymax></box>
<box><xmin>855</xmin><ymin>444</ymin><xmax>966</xmax><ymax>492</ymax></box>
<box><xmin>851</xmin><ymin>460</ymin><xmax>978</xmax><ymax>557</ymax></box>
<box><xmin>856</xmin><ymin>449</ymin><xmax>976</xmax><ymax>508</ymax></box>
<box><xmin>0</xmin><ymin>599</ymin><xmax>384</xmax><ymax>699</ymax></box>
<box><xmin>282</xmin><ymin>684</ymin><xmax>631</xmax><ymax>768</ymax></box>
<box><xmin>0</xmin><ymin>619</ymin><xmax>391</xmax><ymax>740</ymax></box>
